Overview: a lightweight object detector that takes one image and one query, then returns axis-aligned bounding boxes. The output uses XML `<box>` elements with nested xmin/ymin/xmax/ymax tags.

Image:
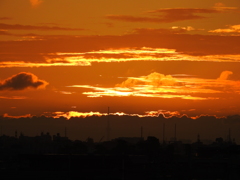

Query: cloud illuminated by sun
<box><xmin>0</xmin><ymin>96</ymin><xmax>27</xmax><ymax>99</ymax></box>
<box><xmin>53</xmin><ymin>111</ymin><xmax>105</xmax><ymax>119</ymax></box>
<box><xmin>1</xmin><ymin>47</ymin><xmax>240</xmax><ymax>68</ymax></box>
<box><xmin>213</xmin><ymin>3</ymin><xmax>238</xmax><ymax>11</ymax></box>
<box><xmin>45</xmin><ymin>110</ymin><xmax>224</xmax><ymax>120</ymax></box>
<box><xmin>67</xmin><ymin>71</ymin><xmax>240</xmax><ymax>100</ymax></box>
<box><xmin>43</xmin><ymin>48</ymin><xmax>240</xmax><ymax>67</ymax></box>
<box><xmin>2</xmin><ymin>109</ymin><xmax>227</xmax><ymax>120</ymax></box>
<box><xmin>209</xmin><ymin>24</ymin><xmax>240</xmax><ymax>35</ymax></box>
<box><xmin>49</xmin><ymin>110</ymin><xmax>183</xmax><ymax>119</ymax></box>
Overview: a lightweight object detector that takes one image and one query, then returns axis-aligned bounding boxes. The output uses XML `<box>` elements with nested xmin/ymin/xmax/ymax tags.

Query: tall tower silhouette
<box><xmin>15</xmin><ymin>130</ymin><xmax>18</xmax><ymax>138</ymax></box>
<box><xmin>174</xmin><ymin>123</ymin><xmax>177</xmax><ymax>142</ymax></box>
<box><xmin>228</xmin><ymin>128</ymin><xmax>231</xmax><ymax>142</ymax></box>
<box><xmin>197</xmin><ymin>133</ymin><xmax>200</xmax><ymax>143</ymax></box>
<box><xmin>64</xmin><ymin>127</ymin><xmax>67</xmax><ymax>138</ymax></box>
<box><xmin>106</xmin><ymin>107</ymin><xmax>111</xmax><ymax>141</ymax></box>
<box><xmin>162</xmin><ymin>123</ymin><xmax>165</xmax><ymax>143</ymax></box>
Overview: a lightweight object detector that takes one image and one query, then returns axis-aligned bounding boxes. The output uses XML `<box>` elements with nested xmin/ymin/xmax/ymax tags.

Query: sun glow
<box><xmin>49</xmin><ymin>110</ymin><xmax>186</xmax><ymax>119</ymax></box>
<box><xmin>68</xmin><ymin>71</ymin><xmax>240</xmax><ymax>100</ymax></box>
<box><xmin>53</xmin><ymin>111</ymin><xmax>106</xmax><ymax>119</ymax></box>
<box><xmin>2</xmin><ymin>110</ymin><xmax>226</xmax><ymax>120</ymax></box>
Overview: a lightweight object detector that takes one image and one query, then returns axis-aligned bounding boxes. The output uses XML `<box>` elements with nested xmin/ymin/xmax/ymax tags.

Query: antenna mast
<box><xmin>106</xmin><ymin>107</ymin><xmax>110</xmax><ymax>141</ymax></box>
<box><xmin>65</xmin><ymin>127</ymin><xmax>67</xmax><ymax>138</ymax></box>
<box><xmin>163</xmin><ymin>123</ymin><xmax>165</xmax><ymax>143</ymax></box>
<box><xmin>174</xmin><ymin>123</ymin><xmax>177</xmax><ymax>142</ymax></box>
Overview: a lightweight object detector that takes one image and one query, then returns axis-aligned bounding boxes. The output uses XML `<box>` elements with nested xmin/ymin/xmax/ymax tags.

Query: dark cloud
<box><xmin>0</xmin><ymin>23</ymin><xmax>85</xmax><ymax>31</ymax></box>
<box><xmin>0</xmin><ymin>72</ymin><xmax>48</xmax><ymax>91</ymax></box>
<box><xmin>0</xmin><ymin>17</ymin><xmax>12</xmax><ymax>20</ymax></box>
<box><xmin>1</xmin><ymin>31</ymin><xmax>240</xmax><ymax>67</ymax></box>
<box><xmin>149</xmin><ymin>8</ymin><xmax>218</xmax><ymax>23</ymax></box>
<box><xmin>132</xmin><ymin>28</ymin><xmax>188</xmax><ymax>35</ymax></box>
<box><xmin>106</xmin><ymin>8</ymin><xmax>219</xmax><ymax>23</ymax></box>
<box><xmin>0</xmin><ymin>30</ymin><xmax>12</xmax><ymax>36</ymax></box>
<box><xmin>106</xmin><ymin>15</ymin><xmax>162</xmax><ymax>23</ymax></box>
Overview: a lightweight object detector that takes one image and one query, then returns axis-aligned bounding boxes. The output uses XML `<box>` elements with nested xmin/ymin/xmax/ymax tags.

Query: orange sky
<box><xmin>0</xmin><ymin>0</ymin><xmax>240</xmax><ymax>118</ymax></box>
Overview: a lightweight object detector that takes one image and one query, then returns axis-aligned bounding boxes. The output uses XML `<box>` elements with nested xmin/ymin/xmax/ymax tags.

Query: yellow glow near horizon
<box><xmin>50</xmin><ymin>110</ymin><xmax>225</xmax><ymax>119</ymax></box>
<box><xmin>0</xmin><ymin>110</ymin><xmax>228</xmax><ymax>120</ymax></box>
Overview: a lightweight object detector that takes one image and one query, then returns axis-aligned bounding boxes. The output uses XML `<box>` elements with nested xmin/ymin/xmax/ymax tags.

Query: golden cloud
<box><xmin>117</xmin><ymin>72</ymin><xmax>183</xmax><ymax>88</ymax></box>
<box><xmin>68</xmin><ymin>71</ymin><xmax>240</xmax><ymax>100</ymax></box>
<box><xmin>0</xmin><ymin>96</ymin><xmax>27</xmax><ymax>99</ymax></box>
<box><xmin>209</xmin><ymin>24</ymin><xmax>240</xmax><ymax>35</ymax></box>
<box><xmin>217</xmin><ymin>71</ymin><xmax>233</xmax><ymax>81</ymax></box>
<box><xmin>1</xmin><ymin>32</ymin><xmax>240</xmax><ymax>68</ymax></box>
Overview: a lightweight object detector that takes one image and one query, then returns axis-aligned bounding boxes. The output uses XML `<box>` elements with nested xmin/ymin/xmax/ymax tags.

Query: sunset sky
<box><xmin>1</xmin><ymin>0</ymin><xmax>240</xmax><ymax>119</ymax></box>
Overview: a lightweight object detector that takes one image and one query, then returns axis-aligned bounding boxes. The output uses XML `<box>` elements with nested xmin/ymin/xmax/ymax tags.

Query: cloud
<box><xmin>117</xmin><ymin>72</ymin><xmax>183</xmax><ymax>88</ymax></box>
<box><xmin>213</xmin><ymin>3</ymin><xmax>238</xmax><ymax>11</ymax></box>
<box><xmin>106</xmin><ymin>8</ymin><xmax>219</xmax><ymax>23</ymax></box>
<box><xmin>209</xmin><ymin>24</ymin><xmax>240</xmax><ymax>35</ymax></box>
<box><xmin>30</xmin><ymin>0</ymin><xmax>43</xmax><ymax>8</ymax></box>
<box><xmin>117</xmin><ymin>78</ymin><xmax>143</xmax><ymax>88</ymax></box>
<box><xmin>107</xmin><ymin>5</ymin><xmax>238</xmax><ymax>24</ymax></box>
<box><xmin>106</xmin><ymin>15</ymin><xmax>162</xmax><ymax>23</ymax></box>
<box><xmin>217</xmin><ymin>71</ymin><xmax>233</xmax><ymax>81</ymax></box>
<box><xmin>0</xmin><ymin>72</ymin><xmax>48</xmax><ymax>91</ymax></box>
<box><xmin>0</xmin><ymin>17</ymin><xmax>12</xmax><ymax>20</ymax></box>
<box><xmin>149</xmin><ymin>8</ymin><xmax>218</xmax><ymax>23</ymax></box>
<box><xmin>132</xmin><ymin>26</ymin><xmax>203</xmax><ymax>35</ymax></box>
<box><xmin>68</xmin><ymin>71</ymin><xmax>240</xmax><ymax>100</ymax></box>
<box><xmin>0</xmin><ymin>23</ymin><xmax>84</xmax><ymax>31</ymax></box>
<box><xmin>3</xmin><ymin>113</ymin><xmax>32</xmax><ymax>118</ymax></box>
<box><xmin>145</xmin><ymin>72</ymin><xmax>184</xmax><ymax>86</ymax></box>
<box><xmin>133</xmin><ymin>28</ymin><xmax>187</xmax><ymax>34</ymax></box>
<box><xmin>171</xmin><ymin>26</ymin><xmax>203</xmax><ymax>32</ymax></box>
<box><xmin>48</xmin><ymin>110</ymin><xmax>188</xmax><ymax>119</ymax></box>
<box><xmin>0</xmin><ymin>96</ymin><xmax>27</xmax><ymax>99</ymax></box>
<box><xmin>52</xmin><ymin>111</ymin><xmax>105</xmax><ymax>119</ymax></box>
<box><xmin>0</xmin><ymin>30</ymin><xmax>12</xmax><ymax>36</ymax></box>
<box><xmin>1</xmin><ymin>32</ymin><xmax>240</xmax><ymax>68</ymax></box>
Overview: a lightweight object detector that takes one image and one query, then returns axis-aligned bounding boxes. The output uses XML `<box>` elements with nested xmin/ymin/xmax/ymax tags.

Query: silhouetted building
<box><xmin>114</xmin><ymin>137</ymin><xmax>143</xmax><ymax>144</ymax></box>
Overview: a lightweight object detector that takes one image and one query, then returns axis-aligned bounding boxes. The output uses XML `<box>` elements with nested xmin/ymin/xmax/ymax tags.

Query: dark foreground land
<box><xmin>1</xmin><ymin>133</ymin><xmax>240</xmax><ymax>180</ymax></box>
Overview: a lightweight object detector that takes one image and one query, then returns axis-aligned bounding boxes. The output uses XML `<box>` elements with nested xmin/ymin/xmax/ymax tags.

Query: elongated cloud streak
<box><xmin>209</xmin><ymin>25</ymin><xmax>240</xmax><ymax>35</ymax></box>
<box><xmin>0</xmin><ymin>17</ymin><xmax>12</xmax><ymax>20</ymax></box>
<box><xmin>1</xmin><ymin>31</ymin><xmax>240</xmax><ymax>68</ymax></box>
<box><xmin>0</xmin><ymin>96</ymin><xmax>27</xmax><ymax>99</ymax></box>
<box><xmin>106</xmin><ymin>8</ymin><xmax>219</xmax><ymax>23</ymax></box>
<box><xmin>0</xmin><ymin>23</ymin><xmax>84</xmax><ymax>31</ymax></box>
